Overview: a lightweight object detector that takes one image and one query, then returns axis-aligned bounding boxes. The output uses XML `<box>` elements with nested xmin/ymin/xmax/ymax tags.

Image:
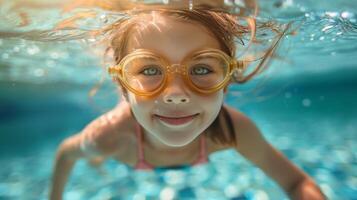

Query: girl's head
<box><xmin>104</xmin><ymin>5</ymin><xmax>287</xmax><ymax>147</ymax></box>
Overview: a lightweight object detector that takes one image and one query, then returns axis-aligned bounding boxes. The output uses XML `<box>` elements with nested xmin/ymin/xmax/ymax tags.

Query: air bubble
<box><xmin>27</xmin><ymin>45</ymin><xmax>40</xmax><ymax>55</ymax></box>
<box><xmin>302</xmin><ymin>98</ymin><xmax>311</xmax><ymax>107</ymax></box>
<box><xmin>325</xmin><ymin>12</ymin><xmax>338</xmax><ymax>18</ymax></box>
<box><xmin>224</xmin><ymin>184</ymin><xmax>239</xmax><ymax>198</ymax></box>
<box><xmin>99</xmin><ymin>14</ymin><xmax>108</xmax><ymax>23</ymax></box>
<box><xmin>321</xmin><ymin>25</ymin><xmax>333</xmax><ymax>32</ymax></box>
<box><xmin>160</xmin><ymin>187</ymin><xmax>175</xmax><ymax>200</ymax></box>
<box><xmin>341</xmin><ymin>11</ymin><xmax>352</xmax><ymax>19</ymax></box>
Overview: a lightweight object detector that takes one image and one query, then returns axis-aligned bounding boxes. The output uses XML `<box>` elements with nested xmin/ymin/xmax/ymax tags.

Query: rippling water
<box><xmin>0</xmin><ymin>1</ymin><xmax>356</xmax><ymax>200</ymax></box>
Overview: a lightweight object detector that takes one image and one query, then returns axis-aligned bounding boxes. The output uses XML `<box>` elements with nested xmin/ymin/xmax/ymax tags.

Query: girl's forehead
<box><xmin>126</xmin><ymin>12</ymin><xmax>221</xmax><ymax>62</ymax></box>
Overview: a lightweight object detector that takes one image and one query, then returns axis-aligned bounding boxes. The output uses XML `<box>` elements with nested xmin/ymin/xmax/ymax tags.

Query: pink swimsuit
<box><xmin>134</xmin><ymin>122</ymin><xmax>208</xmax><ymax>170</ymax></box>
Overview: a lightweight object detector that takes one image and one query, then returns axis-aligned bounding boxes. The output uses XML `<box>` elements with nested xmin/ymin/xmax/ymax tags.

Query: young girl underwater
<box><xmin>49</xmin><ymin>1</ymin><xmax>326</xmax><ymax>200</ymax></box>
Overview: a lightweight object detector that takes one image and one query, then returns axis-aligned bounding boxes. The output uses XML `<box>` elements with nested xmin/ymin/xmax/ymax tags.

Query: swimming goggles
<box><xmin>108</xmin><ymin>48</ymin><xmax>243</xmax><ymax>97</ymax></box>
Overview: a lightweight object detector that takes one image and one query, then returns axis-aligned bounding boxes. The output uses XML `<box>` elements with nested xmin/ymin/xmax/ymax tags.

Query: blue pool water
<box><xmin>0</xmin><ymin>0</ymin><xmax>357</xmax><ymax>199</ymax></box>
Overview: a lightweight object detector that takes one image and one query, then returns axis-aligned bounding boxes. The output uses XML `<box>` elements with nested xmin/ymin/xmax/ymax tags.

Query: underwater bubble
<box><xmin>300</xmin><ymin>6</ymin><xmax>306</xmax><ymax>12</ymax></box>
<box><xmin>341</xmin><ymin>11</ymin><xmax>353</xmax><ymax>19</ymax></box>
<box><xmin>322</xmin><ymin>25</ymin><xmax>333</xmax><ymax>32</ymax></box>
<box><xmin>325</xmin><ymin>12</ymin><xmax>338</xmax><ymax>18</ymax></box>
<box><xmin>163</xmin><ymin>170</ymin><xmax>185</xmax><ymax>185</ymax></box>
<box><xmin>224</xmin><ymin>184</ymin><xmax>240</xmax><ymax>198</ymax></box>
<box><xmin>302</xmin><ymin>98</ymin><xmax>311</xmax><ymax>107</ymax></box>
<box><xmin>27</xmin><ymin>45</ymin><xmax>40</xmax><ymax>55</ymax></box>
<box><xmin>254</xmin><ymin>190</ymin><xmax>269</xmax><ymax>200</ymax></box>
<box><xmin>160</xmin><ymin>187</ymin><xmax>175</xmax><ymax>200</ymax></box>
<box><xmin>331</xmin><ymin>38</ymin><xmax>336</xmax><ymax>42</ymax></box>
<box><xmin>100</xmin><ymin>14</ymin><xmax>109</xmax><ymax>23</ymax></box>
<box><xmin>87</xmin><ymin>38</ymin><xmax>97</xmax><ymax>43</ymax></box>
<box><xmin>319</xmin><ymin>36</ymin><xmax>325</xmax><ymax>41</ymax></box>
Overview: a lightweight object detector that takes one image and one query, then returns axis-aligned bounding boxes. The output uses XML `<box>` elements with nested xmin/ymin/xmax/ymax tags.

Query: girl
<box><xmin>50</xmin><ymin>1</ymin><xmax>326</xmax><ymax>200</ymax></box>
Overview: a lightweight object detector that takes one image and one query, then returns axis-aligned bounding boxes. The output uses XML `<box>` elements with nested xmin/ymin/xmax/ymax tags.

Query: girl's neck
<box><xmin>142</xmin><ymin>128</ymin><xmax>201</xmax><ymax>153</ymax></box>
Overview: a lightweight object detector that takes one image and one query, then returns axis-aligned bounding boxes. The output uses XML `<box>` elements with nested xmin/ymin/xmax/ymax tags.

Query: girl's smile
<box><xmin>154</xmin><ymin>113</ymin><xmax>199</xmax><ymax>128</ymax></box>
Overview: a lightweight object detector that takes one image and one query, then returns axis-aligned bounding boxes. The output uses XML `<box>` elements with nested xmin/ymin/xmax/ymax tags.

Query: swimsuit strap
<box><xmin>134</xmin><ymin>122</ymin><xmax>154</xmax><ymax>170</ymax></box>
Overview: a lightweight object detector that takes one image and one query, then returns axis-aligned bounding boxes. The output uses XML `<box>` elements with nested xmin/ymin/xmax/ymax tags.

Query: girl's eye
<box><xmin>191</xmin><ymin>65</ymin><xmax>212</xmax><ymax>75</ymax></box>
<box><xmin>141</xmin><ymin>66</ymin><xmax>162</xmax><ymax>76</ymax></box>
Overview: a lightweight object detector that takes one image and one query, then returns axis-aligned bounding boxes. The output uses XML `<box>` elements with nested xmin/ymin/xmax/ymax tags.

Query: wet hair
<box><xmin>102</xmin><ymin>4</ymin><xmax>291</xmax><ymax>146</ymax></box>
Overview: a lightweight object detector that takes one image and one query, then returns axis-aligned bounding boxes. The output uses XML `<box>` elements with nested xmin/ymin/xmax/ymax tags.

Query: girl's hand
<box><xmin>289</xmin><ymin>178</ymin><xmax>327</xmax><ymax>200</ymax></box>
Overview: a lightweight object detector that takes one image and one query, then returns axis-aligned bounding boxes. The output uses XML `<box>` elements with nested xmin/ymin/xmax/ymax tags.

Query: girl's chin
<box><xmin>159</xmin><ymin>138</ymin><xmax>196</xmax><ymax>147</ymax></box>
<box><xmin>154</xmin><ymin>130</ymin><xmax>201</xmax><ymax>147</ymax></box>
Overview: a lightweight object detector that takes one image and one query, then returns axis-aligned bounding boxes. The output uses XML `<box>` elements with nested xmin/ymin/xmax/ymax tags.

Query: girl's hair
<box><xmin>102</xmin><ymin>4</ymin><xmax>291</xmax><ymax>146</ymax></box>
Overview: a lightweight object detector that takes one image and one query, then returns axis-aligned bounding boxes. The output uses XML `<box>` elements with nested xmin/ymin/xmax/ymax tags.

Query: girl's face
<box><xmin>124</xmin><ymin>13</ymin><xmax>225</xmax><ymax>148</ymax></box>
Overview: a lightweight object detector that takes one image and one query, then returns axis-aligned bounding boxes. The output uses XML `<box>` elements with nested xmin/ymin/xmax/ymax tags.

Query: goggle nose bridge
<box><xmin>165</xmin><ymin>64</ymin><xmax>187</xmax><ymax>75</ymax></box>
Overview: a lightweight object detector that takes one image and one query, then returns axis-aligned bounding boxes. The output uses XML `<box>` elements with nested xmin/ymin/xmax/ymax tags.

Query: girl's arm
<box><xmin>229</xmin><ymin>109</ymin><xmax>326</xmax><ymax>200</ymax></box>
<box><xmin>49</xmin><ymin>110</ymin><xmax>123</xmax><ymax>200</ymax></box>
<box><xmin>49</xmin><ymin>134</ymin><xmax>84</xmax><ymax>200</ymax></box>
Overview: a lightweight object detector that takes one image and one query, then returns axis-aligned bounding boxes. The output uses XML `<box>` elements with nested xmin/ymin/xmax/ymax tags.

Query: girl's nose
<box><xmin>162</xmin><ymin>77</ymin><xmax>190</xmax><ymax>104</ymax></box>
<box><xmin>163</xmin><ymin>95</ymin><xmax>190</xmax><ymax>104</ymax></box>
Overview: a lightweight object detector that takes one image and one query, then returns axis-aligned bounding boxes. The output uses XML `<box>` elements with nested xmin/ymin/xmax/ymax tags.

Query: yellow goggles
<box><xmin>108</xmin><ymin>48</ymin><xmax>242</xmax><ymax>97</ymax></box>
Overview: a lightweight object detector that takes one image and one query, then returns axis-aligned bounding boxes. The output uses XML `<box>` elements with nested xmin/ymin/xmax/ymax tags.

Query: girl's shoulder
<box><xmin>80</xmin><ymin>101</ymin><xmax>136</xmax><ymax>156</ymax></box>
<box><xmin>222</xmin><ymin>104</ymin><xmax>261</xmax><ymax>147</ymax></box>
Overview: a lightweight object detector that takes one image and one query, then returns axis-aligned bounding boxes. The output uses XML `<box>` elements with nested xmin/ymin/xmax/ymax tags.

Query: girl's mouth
<box><xmin>154</xmin><ymin>113</ymin><xmax>199</xmax><ymax>127</ymax></box>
